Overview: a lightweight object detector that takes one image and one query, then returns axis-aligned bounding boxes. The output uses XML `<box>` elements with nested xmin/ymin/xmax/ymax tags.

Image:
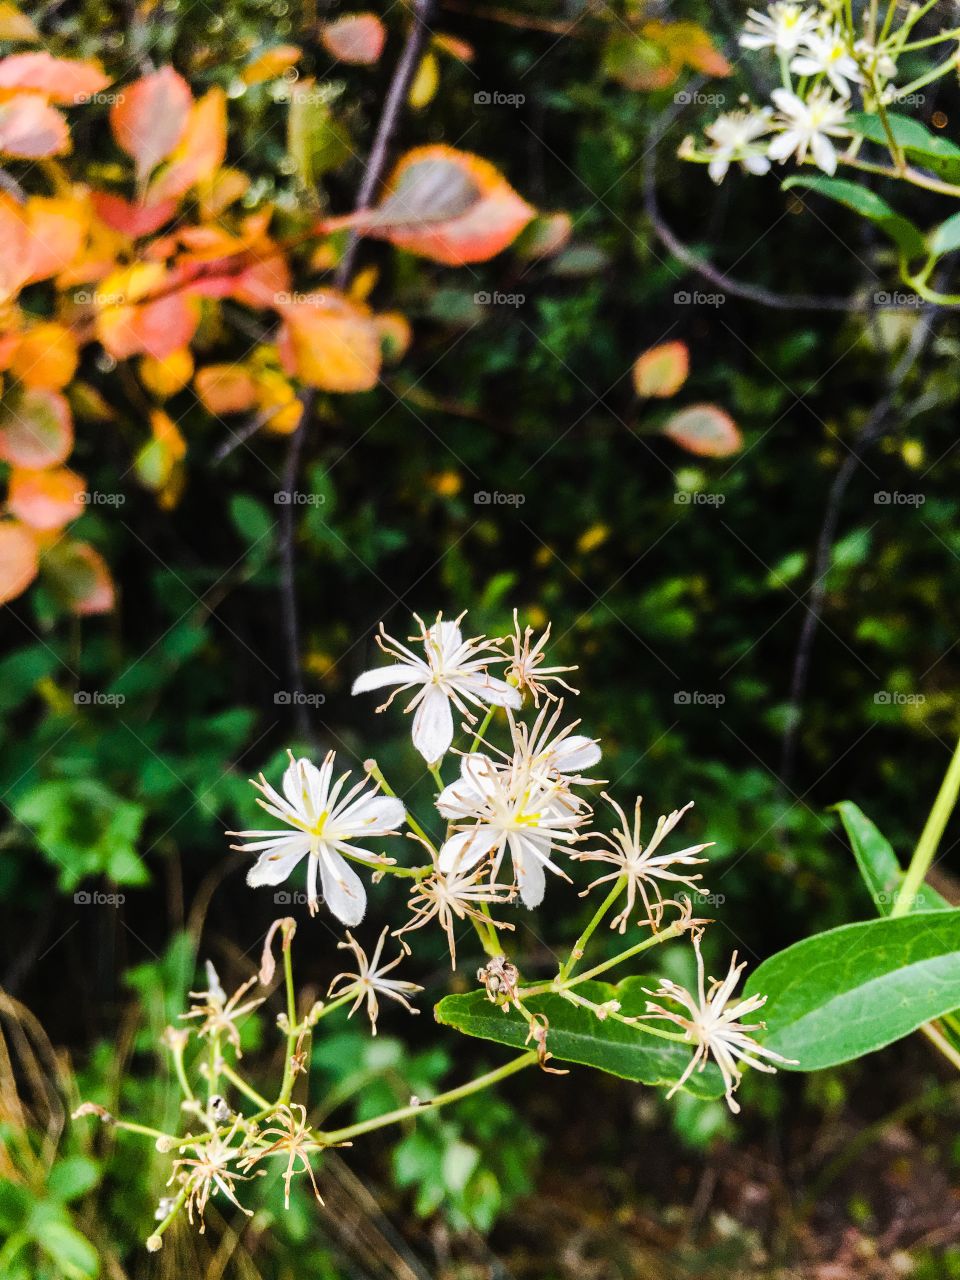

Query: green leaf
<box><xmin>744</xmin><ymin>911</ymin><xmax>960</xmax><ymax>1070</ymax></box>
<box><xmin>834</xmin><ymin>800</ymin><xmax>949</xmax><ymax>915</ymax></box>
<box><xmin>849</xmin><ymin>111</ymin><xmax>960</xmax><ymax>183</ymax></box>
<box><xmin>36</xmin><ymin>1218</ymin><xmax>99</xmax><ymax>1279</ymax></box>
<box><xmin>47</xmin><ymin>1156</ymin><xmax>99</xmax><ymax>1203</ymax></box>
<box><xmin>928</xmin><ymin>211</ymin><xmax>960</xmax><ymax>261</ymax></box>
<box><xmin>783</xmin><ymin>174</ymin><xmax>926</xmax><ymax>260</ymax></box>
<box><xmin>435</xmin><ymin>978</ymin><xmax>725</xmax><ymax>1099</ymax></box>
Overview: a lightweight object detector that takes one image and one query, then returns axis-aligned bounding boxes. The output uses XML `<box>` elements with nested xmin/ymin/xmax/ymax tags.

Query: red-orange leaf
<box><xmin>320</xmin><ymin>13</ymin><xmax>386</xmax><ymax>64</ymax></box>
<box><xmin>8</xmin><ymin>464</ymin><xmax>85</xmax><ymax>529</ymax></box>
<box><xmin>320</xmin><ymin>145</ymin><xmax>534</xmax><ymax>266</ymax></box>
<box><xmin>92</xmin><ymin>191</ymin><xmax>177</xmax><ymax>238</ymax></box>
<box><xmin>277</xmin><ymin>292</ymin><xmax>381</xmax><ymax>392</ymax></box>
<box><xmin>633</xmin><ymin>341</ymin><xmax>689</xmax><ymax>398</ymax></box>
<box><xmin>662</xmin><ymin>403</ymin><xmax>742</xmax><ymax>457</ymax></box>
<box><xmin>0</xmin><ymin>94</ymin><xmax>67</xmax><ymax>156</ymax></box>
<box><xmin>242</xmin><ymin>44</ymin><xmax>301</xmax><ymax>85</ymax></box>
<box><xmin>0</xmin><ymin>193</ymin><xmax>30</xmax><ymax>300</ymax></box>
<box><xmin>111</xmin><ymin>67</ymin><xmax>192</xmax><ymax>181</ymax></box>
<box><xmin>42</xmin><ymin>539</ymin><xmax>115</xmax><ymax>615</ymax></box>
<box><xmin>0</xmin><ymin>518</ymin><xmax>38</xmax><ymax>603</ymax></box>
<box><xmin>96</xmin><ymin>263</ymin><xmax>200</xmax><ymax>360</ymax></box>
<box><xmin>24</xmin><ymin>195</ymin><xmax>88</xmax><ymax>283</ymax></box>
<box><xmin>195</xmin><ymin>363</ymin><xmax>259</xmax><ymax>415</ymax></box>
<box><xmin>147</xmin><ymin>87</ymin><xmax>227</xmax><ymax>204</ymax></box>
<box><xmin>10</xmin><ymin>322</ymin><xmax>78</xmax><ymax>389</ymax></box>
<box><xmin>0</xmin><ymin>51</ymin><xmax>109</xmax><ymax>103</ymax></box>
<box><xmin>0</xmin><ymin>387</ymin><xmax>73</xmax><ymax>467</ymax></box>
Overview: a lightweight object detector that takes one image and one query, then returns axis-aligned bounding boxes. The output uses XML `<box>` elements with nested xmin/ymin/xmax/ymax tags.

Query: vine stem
<box><xmin>278</xmin><ymin>942</ymin><xmax>299</xmax><ymax>1103</ymax></box>
<box><xmin>521</xmin><ymin>917</ymin><xmax>686</xmax><ymax>998</ymax></box>
<box><xmin>315</xmin><ymin>1051</ymin><xmax>537</xmax><ymax>1145</ymax></box>
<box><xmin>558</xmin><ymin>875</ymin><xmax>626</xmax><ymax>981</ymax></box>
<box><xmin>893</xmin><ymin>733</ymin><xmax>960</xmax><ymax>918</ymax></box>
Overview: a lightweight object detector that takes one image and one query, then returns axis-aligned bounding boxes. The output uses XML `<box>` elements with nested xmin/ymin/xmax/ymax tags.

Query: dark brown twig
<box><xmin>277</xmin><ymin>0</ymin><xmax>438</xmax><ymax>740</ymax></box>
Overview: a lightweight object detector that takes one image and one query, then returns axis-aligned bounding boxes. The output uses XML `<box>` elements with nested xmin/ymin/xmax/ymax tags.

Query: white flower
<box><xmin>180</xmin><ymin>960</ymin><xmax>264</xmax><ymax>1054</ymax></box>
<box><xmin>328</xmin><ymin>928</ymin><xmax>423</xmax><ymax>1033</ymax></box>
<box><xmin>437</xmin><ymin>753</ymin><xmax>586</xmax><ymax>908</ymax></box>
<box><xmin>394</xmin><ymin>854</ymin><xmax>515</xmax><ymax>969</ymax></box>
<box><xmin>352</xmin><ymin>612</ymin><xmax>521</xmax><ymax>764</ymax></box>
<box><xmin>703</xmin><ymin>109</ymin><xmax>774</xmax><ymax>184</ymax></box>
<box><xmin>644</xmin><ymin>935</ymin><xmax>795</xmax><ymax>1113</ymax></box>
<box><xmin>768</xmin><ymin>87</ymin><xmax>849</xmax><ymax>174</ymax></box>
<box><xmin>229</xmin><ymin>751</ymin><xmax>405</xmax><ymax>927</ymax></box>
<box><xmin>790</xmin><ymin>26</ymin><xmax>862</xmax><ymax>97</ymax></box>
<box><xmin>739</xmin><ymin>3</ymin><xmax>818</xmax><ymax>54</ymax></box>
<box><xmin>575</xmin><ymin>795</ymin><xmax>712</xmax><ymax>931</ymax></box>
<box><xmin>507</xmin><ymin>700</ymin><xmax>602</xmax><ymax>789</ymax></box>
<box><xmin>501</xmin><ymin>609</ymin><xmax>579</xmax><ymax>706</ymax></box>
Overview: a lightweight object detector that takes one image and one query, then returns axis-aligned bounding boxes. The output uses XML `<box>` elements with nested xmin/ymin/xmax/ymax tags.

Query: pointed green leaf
<box><xmin>928</xmin><ymin>211</ymin><xmax>960</xmax><ymax>261</ymax></box>
<box><xmin>783</xmin><ymin>174</ymin><xmax>926</xmax><ymax>260</ymax></box>
<box><xmin>848</xmin><ymin>111</ymin><xmax>960</xmax><ymax>183</ymax></box>
<box><xmin>435</xmin><ymin>977</ymin><xmax>724</xmax><ymax>1098</ymax></box>
<box><xmin>744</xmin><ymin>911</ymin><xmax>960</xmax><ymax>1070</ymax></box>
<box><xmin>834</xmin><ymin>800</ymin><xmax>949</xmax><ymax>915</ymax></box>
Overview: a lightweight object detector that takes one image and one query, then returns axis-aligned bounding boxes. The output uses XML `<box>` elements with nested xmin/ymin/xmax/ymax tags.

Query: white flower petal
<box><xmin>352</xmin><ymin>663</ymin><xmax>424</xmax><ymax>695</ymax></box>
<box><xmin>439</xmin><ymin>826</ymin><xmax>499</xmax><ymax>874</ymax></box>
<box><xmin>246</xmin><ymin>839</ymin><xmax>311</xmax><ymax>887</ymax></box>
<box><xmin>411</xmin><ymin>684</ymin><xmax>454</xmax><ymax>762</ymax></box>
<box><xmin>319</xmin><ymin>850</ymin><xmax>367</xmax><ymax>927</ymax></box>
<box><xmin>334</xmin><ymin>794</ymin><xmax>405</xmax><ymax>836</ymax></box>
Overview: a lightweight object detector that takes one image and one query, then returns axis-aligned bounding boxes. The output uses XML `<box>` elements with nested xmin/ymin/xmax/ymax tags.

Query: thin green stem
<box><xmin>150</xmin><ymin>1185</ymin><xmax>188</xmax><ymax>1244</ymax></box>
<box><xmin>278</xmin><ymin>942</ymin><xmax>299</xmax><ymax>1104</ymax></box>
<box><xmin>893</xmin><ymin>733</ymin><xmax>960</xmax><ymax>917</ymax></box>
<box><xmin>366</xmin><ymin>759</ymin><xmax>438</xmax><ymax>853</ymax></box>
<box><xmin>559</xmin><ymin>989</ymin><xmax>687</xmax><ymax>1042</ymax></box>
<box><xmin>558</xmin><ymin>876</ymin><xmax>626</xmax><ymax>982</ymax></box>
<box><xmin>568</xmin><ymin>918</ymin><xmax>686</xmax><ymax>986</ymax></box>
<box><xmin>469</xmin><ymin>705</ymin><xmax>496</xmax><ymax>754</ymax></box>
<box><xmin>429</xmin><ymin>764</ymin><xmax>444</xmax><ymax>790</ymax></box>
<box><xmin>316</xmin><ymin>1051</ymin><xmax>537</xmax><ymax>1144</ymax></box>
<box><xmin>114</xmin><ymin>1119</ymin><xmax>178</xmax><ymax>1143</ymax></box>
<box><xmin>219</xmin><ymin>1062</ymin><xmax>271</xmax><ymax>1111</ymax></box>
<box><xmin>170</xmin><ymin>1038</ymin><xmax>195</xmax><ymax>1104</ymax></box>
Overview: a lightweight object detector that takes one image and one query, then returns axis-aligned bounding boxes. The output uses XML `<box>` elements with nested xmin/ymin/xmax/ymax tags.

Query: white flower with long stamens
<box><xmin>170</xmin><ymin>1124</ymin><xmax>256</xmax><ymax>1232</ymax></box>
<box><xmin>507</xmin><ymin>700</ymin><xmax>602</xmax><ymax>790</ymax></box>
<box><xmin>643</xmin><ymin>935</ymin><xmax>795</xmax><ymax>1113</ymax></box>
<box><xmin>437</xmin><ymin>753</ymin><xmax>586</xmax><ymax>908</ymax></box>
<box><xmin>238</xmin><ymin>1104</ymin><xmax>323</xmax><ymax>1210</ymax></box>
<box><xmin>739</xmin><ymin>2</ymin><xmax>818</xmax><ymax>54</ymax></box>
<box><xmin>768</xmin><ymin>87</ymin><xmax>849</xmax><ymax>174</ymax></box>
<box><xmin>352</xmin><ymin>611</ymin><xmax>521</xmax><ymax>764</ymax></box>
<box><xmin>328</xmin><ymin>928</ymin><xmax>423</xmax><ymax>1034</ymax></box>
<box><xmin>501</xmin><ymin>609</ymin><xmax>579</xmax><ymax>706</ymax></box>
<box><xmin>790</xmin><ymin>26</ymin><xmax>862</xmax><ymax>97</ymax></box>
<box><xmin>394</xmin><ymin>853</ymin><xmax>516</xmax><ymax>969</ymax></box>
<box><xmin>702</xmin><ymin>109</ymin><xmax>774</xmax><ymax>184</ymax></box>
<box><xmin>575</xmin><ymin>795</ymin><xmax>712</xmax><ymax>932</ymax></box>
<box><xmin>229</xmin><ymin>751</ymin><xmax>405</xmax><ymax>928</ymax></box>
<box><xmin>180</xmin><ymin>960</ymin><xmax>265</xmax><ymax>1055</ymax></box>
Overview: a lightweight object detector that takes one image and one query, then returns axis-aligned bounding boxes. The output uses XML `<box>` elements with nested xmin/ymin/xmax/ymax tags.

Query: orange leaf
<box><xmin>662</xmin><ymin>404</ymin><xmax>742</xmax><ymax>457</ymax></box>
<box><xmin>0</xmin><ymin>94</ymin><xmax>67</xmax><ymax>157</ymax></box>
<box><xmin>95</xmin><ymin>263</ymin><xmax>200</xmax><ymax>360</ymax></box>
<box><xmin>0</xmin><ymin>4</ymin><xmax>39</xmax><ymax>43</ymax></box>
<box><xmin>8</xmin><ymin>464</ymin><xmax>85</xmax><ymax>529</ymax></box>
<box><xmin>0</xmin><ymin>193</ymin><xmax>30</xmax><ymax>301</ymax></box>
<box><xmin>321</xmin><ymin>145</ymin><xmax>535</xmax><ymax>266</ymax></box>
<box><xmin>0</xmin><ymin>51</ymin><xmax>109</xmax><ymax>103</ymax></box>
<box><xmin>91</xmin><ymin>190</ymin><xmax>177</xmax><ymax>238</ymax></box>
<box><xmin>277</xmin><ymin>292</ymin><xmax>381</xmax><ymax>392</ymax></box>
<box><xmin>24</xmin><ymin>195</ymin><xmax>88</xmax><ymax>283</ymax></box>
<box><xmin>111</xmin><ymin>67</ymin><xmax>192</xmax><ymax>182</ymax></box>
<box><xmin>10</xmin><ymin>322</ymin><xmax>78</xmax><ymax>389</ymax></box>
<box><xmin>139</xmin><ymin>347</ymin><xmax>194</xmax><ymax>398</ymax></box>
<box><xmin>633</xmin><ymin>341</ymin><xmax>689</xmax><ymax>398</ymax></box>
<box><xmin>0</xmin><ymin>387</ymin><xmax>73</xmax><ymax>467</ymax></box>
<box><xmin>320</xmin><ymin>13</ymin><xmax>386</xmax><ymax>65</ymax></box>
<box><xmin>432</xmin><ymin>33</ymin><xmax>474</xmax><ymax>62</ymax></box>
<box><xmin>41</xmin><ymin>538</ymin><xmax>115</xmax><ymax>615</ymax></box>
<box><xmin>147</xmin><ymin>87</ymin><xmax>227</xmax><ymax>204</ymax></box>
<box><xmin>242</xmin><ymin>44</ymin><xmax>301</xmax><ymax>85</ymax></box>
<box><xmin>195</xmin><ymin>363</ymin><xmax>259</xmax><ymax>415</ymax></box>
<box><xmin>0</xmin><ymin>518</ymin><xmax>38</xmax><ymax>603</ymax></box>
<box><xmin>134</xmin><ymin>408</ymin><xmax>186</xmax><ymax>492</ymax></box>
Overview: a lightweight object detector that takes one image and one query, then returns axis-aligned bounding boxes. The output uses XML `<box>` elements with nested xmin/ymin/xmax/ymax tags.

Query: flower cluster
<box><xmin>76</xmin><ymin>606</ymin><xmax>791</xmax><ymax>1253</ymax></box>
<box><xmin>681</xmin><ymin>1</ymin><xmax>953</xmax><ymax>183</ymax></box>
